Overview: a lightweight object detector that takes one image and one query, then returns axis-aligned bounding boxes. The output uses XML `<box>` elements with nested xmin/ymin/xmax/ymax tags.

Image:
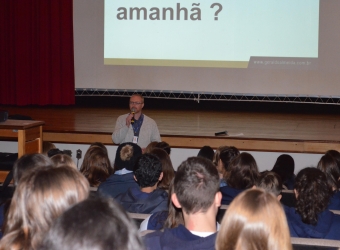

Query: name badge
<box><xmin>133</xmin><ymin>136</ymin><xmax>138</xmax><ymax>144</ymax></box>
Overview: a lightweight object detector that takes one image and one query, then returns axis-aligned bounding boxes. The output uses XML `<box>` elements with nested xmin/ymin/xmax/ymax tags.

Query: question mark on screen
<box><xmin>210</xmin><ymin>3</ymin><xmax>223</xmax><ymax>20</ymax></box>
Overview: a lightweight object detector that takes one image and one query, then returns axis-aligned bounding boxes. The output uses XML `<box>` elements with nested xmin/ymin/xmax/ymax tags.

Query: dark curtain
<box><xmin>0</xmin><ymin>0</ymin><xmax>75</xmax><ymax>105</ymax></box>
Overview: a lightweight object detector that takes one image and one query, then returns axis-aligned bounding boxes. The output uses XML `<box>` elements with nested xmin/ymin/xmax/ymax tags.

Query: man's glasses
<box><xmin>129</xmin><ymin>102</ymin><xmax>143</xmax><ymax>105</ymax></box>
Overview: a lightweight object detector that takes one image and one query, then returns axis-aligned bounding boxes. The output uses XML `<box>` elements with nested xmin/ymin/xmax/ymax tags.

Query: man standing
<box><xmin>112</xmin><ymin>94</ymin><xmax>161</xmax><ymax>148</ymax></box>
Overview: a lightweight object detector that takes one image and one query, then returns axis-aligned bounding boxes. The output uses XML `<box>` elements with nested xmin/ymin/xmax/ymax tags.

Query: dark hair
<box><xmin>150</xmin><ymin>148</ymin><xmax>175</xmax><ymax>190</ymax></box>
<box><xmin>156</xmin><ymin>141</ymin><xmax>171</xmax><ymax>155</ymax></box>
<box><xmin>134</xmin><ymin>154</ymin><xmax>162</xmax><ymax>188</ymax></box>
<box><xmin>219</xmin><ymin>146</ymin><xmax>240</xmax><ymax>172</ymax></box>
<box><xmin>174</xmin><ymin>157</ymin><xmax>219</xmax><ymax>214</ymax></box>
<box><xmin>197</xmin><ymin>146</ymin><xmax>215</xmax><ymax>161</ymax></box>
<box><xmin>271</xmin><ymin>154</ymin><xmax>295</xmax><ymax>184</ymax></box>
<box><xmin>39</xmin><ymin>196</ymin><xmax>144</xmax><ymax>250</ymax></box>
<box><xmin>257</xmin><ymin>171</ymin><xmax>282</xmax><ymax>196</ymax></box>
<box><xmin>294</xmin><ymin>167</ymin><xmax>332</xmax><ymax>225</ymax></box>
<box><xmin>227</xmin><ymin>152</ymin><xmax>260</xmax><ymax>189</ymax></box>
<box><xmin>163</xmin><ymin>180</ymin><xmax>184</xmax><ymax>229</ymax></box>
<box><xmin>80</xmin><ymin>146</ymin><xmax>113</xmax><ymax>187</ymax></box>
<box><xmin>13</xmin><ymin>153</ymin><xmax>53</xmax><ymax>185</ymax></box>
<box><xmin>326</xmin><ymin>150</ymin><xmax>340</xmax><ymax>171</ymax></box>
<box><xmin>317</xmin><ymin>154</ymin><xmax>340</xmax><ymax>190</ymax></box>
<box><xmin>114</xmin><ymin>142</ymin><xmax>142</xmax><ymax>171</ymax></box>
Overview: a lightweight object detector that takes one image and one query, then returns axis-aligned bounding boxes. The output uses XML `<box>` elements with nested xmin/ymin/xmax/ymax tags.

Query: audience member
<box><xmin>98</xmin><ymin>142</ymin><xmax>142</xmax><ymax>198</ymax></box>
<box><xmin>216</xmin><ymin>146</ymin><xmax>240</xmax><ymax>187</ymax></box>
<box><xmin>0</xmin><ymin>166</ymin><xmax>90</xmax><ymax>250</ymax></box>
<box><xmin>271</xmin><ymin>154</ymin><xmax>295</xmax><ymax>190</ymax></box>
<box><xmin>216</xmin><ymin>189</ymin><xmax>292</xmax><ymax>250</ymax></box>
<box><xmin>156</xmin><ymin>141</ymin><xmax>171</xmax><ymax>155</ymax></box>
<box><xmin>39</xmin><ymin>196</ymin><xmax>145</xmax><ymax>250</ymax></box>
<box><xmin>197</xmin><ymin>146</ymin><xmax>214</xmax><ymax>162</ymax></box>
<box><xmin>256</xmin><ymin>171</ymin><xmax>282</xmax><ymax>199</ymax></box>
<box><xmin>144</xmin><ymin>157</ymin><xmax>221</xmax><ymax>250</ymax></box>
<box><xmin>220</xmin><ymin>152</ymin><xmax>259</xmax><ymax>205</ymax></box>
<box><xmin>115</xmin><ymin>153</ymin><xmax>168</xmax><ymax>213</ymax></box>
<box><xmin>317</xmin><ymin>154</ymin><xmax>340</xmax><ymax>209</ymax></box>
<box><xmin>326</xmin><ymin>149</ymin><xmax>340</xmax><ymax>171</ymax></box>
<box><xmin>42</xmin><ymin>141</ymin><xmax>56</xmax><ymax>156</ymax></box>
<box><xmin>80</xmin><ymin>143</ymin><xmax>113</xmax><ymax>187</ymax></box>
<box><xmin>284</xmin><ymin>167</ymin><xmax>340</xmax><ymax>240</ymax></box>
<box><xmin>150</xmin><ymin>148</ymin><xmax>175</xmax><ymax>191</ymax></box>
<box><xmin>50</xmin><ymin>153</ymin><xmax>77</xmax><ymax>169</ymax></box>
<box><xmin>144</xmin><ymin>141</ymin><xmax>159</xmax><ymax>154</ymax></box>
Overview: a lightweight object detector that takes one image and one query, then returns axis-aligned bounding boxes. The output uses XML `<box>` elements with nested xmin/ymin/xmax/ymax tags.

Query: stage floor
<box><xmin>0</xmin><ymin>105</ymin><xmax>339</xmax><ymax>153</ymax></box>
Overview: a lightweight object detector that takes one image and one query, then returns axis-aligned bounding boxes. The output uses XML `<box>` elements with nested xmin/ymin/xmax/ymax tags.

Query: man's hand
<box><xmin>126</xmin><ymin>113</ymin><xmax>134</xmax><ymax>127</ymax></box>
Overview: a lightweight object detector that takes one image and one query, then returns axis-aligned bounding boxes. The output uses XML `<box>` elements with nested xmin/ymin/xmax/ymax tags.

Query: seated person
<box><xmin>317</xmin><ymin>153</ymin><xmax>340</xmax><ymax>210</ymax></box>
<box><xmin>220</xmin><ymin>152</ymin><xmax>259</xmax><ymax>205</ymax></box>
<box><xmin>115</xmin><ymin>153</ymin><xmax>168</xmax><ymax>214</ymax></box>
<box><xmin>216</xmin><ymin>146</ymin><xmax>240</xmax><ymax>187</ymax></box>
<box><xmin>98</xmin><ymin>142</ymin><xmax>142</xmax><ymax>198</ymax></box>
<box><xmin>143</xmin><ymin>157</ymin><xmax>221</xmax><ymax>250</ymax></box>
<box><xmin>284</xmin><ymin>167</ymin><xmax>340</xmax><ymax>240</ymax></box>
<box><xmin>39</xmin><ymin>196</ymin><xmax>145</xmax><ymax>250</ymax></box>
<box><xmin>216</xmin><ymin>189</ymin><xmax>292</xmax><ymax>250</ymax></box>
<box><xmin>271</xmin><ymin>154</ymin><xmax>296</xmax><ymax>190</ymax></box>
<box><xmin>197</xmin><ymin>146</ymin><xmax>214</xmax><ymax>162</ymax></box>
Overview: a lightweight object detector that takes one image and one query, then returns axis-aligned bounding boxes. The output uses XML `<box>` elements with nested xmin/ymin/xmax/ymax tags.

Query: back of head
<box><xmin>326</xmin><ymin>150</ymin><xmax>340</xmax><ymax>171</ymax></box>
<box><xmin>134</xmin><ymin>153</ymin><xmax>162</xmax><ymax>188</ymax></box>
<box><xmin>155</xmin><ymin>141</ymin><xmax>171</xmax><ymax>155</ymax></box>
<box><xmin>2</xmin><ymin>166</ymin><xmax>90</xmax><ymax>250</ymax></box>
<box><xmin>216</xmin><ymin>189</ymin><xmax>292</xmax><ymax>250</ymax></box>
<box><xmin>174</xmin><ymin>157</ymin><xmax>219</xmax><ymax>214</ymax></box>
<box><xmin>13</xmin><ymin>153</ymin><xmax>53</xmax><ymax>186</ymax></box>
<box><xmin>80</xmin><ymin>146</ymin><xmax>112</xmax><ymax>187</ymax></box>
<box><xmin>197</xmin><ymin>146</ymin><xmax>215</xmax><ymax>161</ymax></box>
<box><xmin>257</xmin><ymin>171</ymin><xmax>282</xmax><ymax>196</ymax></box>
<box><xmin>39</xmin><ymin>196</ymin><xmax>145</xmax><ymax>250</ymax></box>
<box><xmin>150</xmin><ymin>148</ymin><xmax>175</xmax><ymax>190</ymax></box>
<box><xmin>219</xmin><ymin>146</ymin><xmax>240</xmax><ymax>172</ymax></box>
<box><xmin>271</xmin><ymin>154</ymin><xmax>295</xmax><ymax>183</ymax></box>
<box><xmin>42</xmin><ymin>141</ymin><xmax>56</xmax><ymax>155</ymax></box>
<box><xmin>114</xmin><ymin>142</ymin><xmax>142</xmax><ymax>171</ymax></box>
<box><xmin>51</xmin><ymin>154</ymin><xmax>76</xmax><ymax>169</ymax></box>
<box><xmin>295</xmin><ymin>167</ymin><xmax>332</xmax><ymax>225</ymax></box>
<box><xmin>227</xmin><ymin>152</ymin><xmax>260</xmax><ymax>189</ymax></box>
<box><xmin>144</xmin><ymin>141</ymin><xmax>158</xmax><ymax>154</ymax></box>
<box><xmin>317</xmin><ymin>154</ymin><xmax>340</xmax><ymax>190</ymax></box>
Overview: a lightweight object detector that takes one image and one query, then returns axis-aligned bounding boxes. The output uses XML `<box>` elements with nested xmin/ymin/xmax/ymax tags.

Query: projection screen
<box><xmin>73</xmin><ymin>0</ymin><xmax>340</xmax><ymax>100</ymax></box>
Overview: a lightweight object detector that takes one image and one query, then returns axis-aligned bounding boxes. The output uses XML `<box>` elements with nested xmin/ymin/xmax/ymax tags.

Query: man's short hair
<box><xmin>257</xmin><ymin>171</ymin><xmax>282</xmax><ymax>196</ymax></box>
<box><xmin>131</xmin><ymin>94</ymin><xmax>144</xmax><ymax>103</ymax></box>
<box><xmin>134</xmin><ymin>154</ymin><xmax>162</xmax><ymax>188</ymax></box>
<box><xmin>39</xmin><ymin>196</ymin><xmax>144</xmax><ymax>250</ymax></box>
<box><xmin>174</xmin><ymin>157</ymin><xmax>219</xmax><ymax>214</ymax></box>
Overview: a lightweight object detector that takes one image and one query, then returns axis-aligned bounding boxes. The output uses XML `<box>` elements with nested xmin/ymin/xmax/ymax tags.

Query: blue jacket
<box><xmin>97</xmin><ymin>173</ymin><xmax>139</xmax><ymax>198</ymax></box>
<box><xmin>143</xmin><ymin>224</ymin><xmax>217</xmax><ymax>250</ymax></box>
<box><xmin>284</xmin><ymin>206</ymin><xmax>340</xmax><ymax>240</ymax></box>
<box><xmin>327</xmin><ymin>191</ymin><xmax>340</xmax><ymax>210</ymax></box>
<box><xmin>220</xmin><ymin>186</ymin><xmax>244</xmax><ymax>205</ymax></box>
<box><xmin>115</xmin><ymin>187</ymin><xmax>168</xmax><ymax>214</ymax></box>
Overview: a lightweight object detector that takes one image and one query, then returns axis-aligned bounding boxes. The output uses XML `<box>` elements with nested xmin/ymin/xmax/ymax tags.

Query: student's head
<box><xmin>51</xmin><ymin>154</ymin><xmax>77</xmax><ymax>169</ymax></box>
<box><xmin>271</xmin><ymin>154</ymin><xmax>295</xmax><ymax>183</ymax></box>
<box><xmin>114</xmin><ymin>142</ymin><xmax>142</xmax><ymax>172</ymax></box>
<box><xmin>150</xmin><ymin>148</ymin><xmax>175</xmax><ymax>190</ymax></box>
<box><xmin>39</xmin><ymin>196</ymin><xmax>145</xmax><ymax>250</ymax></box>
<box><xmin>172</xmin><ymin>157</ymin><xmax>220</xmax><ymax>214</ymax></box>
<box><xmin>156</xmin><ymin>141</ymin><xmax>171</xmax><ymax>155</ymax></box>
<box><xmin>216</xmin><ymin>189</ymin><xmax>292</xmax><ymax>250</ymax></box>
<box><xmin>197</xmin><ymin>146</ymin><xmax>215</xmax><ymax>161</ymax></box>
<box><xmin>144</xmin><ymin>141</ymin><xmax>159</xmax><ymax>154</ymax></box>
<box><xmin>326</xmin><ymin>149</ymin><xmax>340</xmax><ymax>171</ymax></box>
<box><xmin>257</xmin><ymin>171</ymin><xmax>283</xmax><ymax>198</ymax></box>
<box><xmin>217</xmin><ymin>146</ymin><xmax>240</xmax><ymax>176</ymax></box>
<box><xmin>13</xmin><ymin>153</ymin><xmax>53</xmax><ymax>186</ymax></box>
<box><xmin>227</xmin><ymin>152</ymin><xmax>260</xmax><ymax>189</ymax></box>
<box><xmin>294</xmin><ymin>167</ymin><xmax>332</xmax><ymax>225</ymax></box>
<box><xmin>90</xmin><ymin>142</ymin><xmax>108</xmax><ymax>153</ymax></box>
<box><xmin>164</xmin><ymin>180</ymin><xmax>184</xmax><ymax>229</ymax></box>
<box><xmin>80</xmin><ymin>145</ymin><xmax>112</xmax><ymax>187</ymax></box>
<box><xmin>317</xmin><ymin>154</ymin><xmax>340</xmax><ymax>191</ymax></box>
<box><xmin>134</xmin><ymin>153</ymin><xmax>163</xmax><ymax>188</ymax></box>
<box><xmin>42</xmin><ymin>141</ymin><xmax>56</xmax><ymax>156</ymax></box>
<box><xmin>1</xmin><ymin>166</ymin><xmax>90</xmax><ymax>250</ymax></box>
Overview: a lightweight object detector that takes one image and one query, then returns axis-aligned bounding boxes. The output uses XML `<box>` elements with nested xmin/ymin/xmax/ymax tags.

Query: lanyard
<box><xmin>132</xmin><ymin>114</ymin><xmax>144</xmax><ymax>137</ymax></box>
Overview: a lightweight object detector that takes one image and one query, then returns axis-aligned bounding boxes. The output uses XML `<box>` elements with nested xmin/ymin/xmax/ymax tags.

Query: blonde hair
<box><xmin>216</xmin><ymin>189</ymin><xmax>292</xmax><ymax>250</ymax></box>
<box><xmin>0</xmin><ymin>166</ymin><xmax>90</xmax><ymax>250</ymax></box>
<box><xmin>50</xmin><ymin>154</ymin><xmax>76</xmax><ymax>169</ymax></box>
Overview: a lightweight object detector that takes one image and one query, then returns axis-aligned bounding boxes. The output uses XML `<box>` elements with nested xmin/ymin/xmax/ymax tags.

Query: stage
<box><xmin>0</xmin><ymin>105</ymin><xmax>339</xmax><ymax>153</ymax></box>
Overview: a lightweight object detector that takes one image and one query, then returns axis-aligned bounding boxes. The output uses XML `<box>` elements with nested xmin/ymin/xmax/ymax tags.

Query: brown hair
<box><xmin>317</xmin><ymin>154</ymin><xmax>340</xmax><ymax>190</ymax></box>
<box><xmin>216</xmin><ymin>189</ymin><xmax>292</xmax><ymax>250</ymax></box>
<box><xmin>227</xmin><ymin>152</ymin><xmax>260</xmax><ymax>189</ymax></box>
<box><xmin>51</xmin><ymin>154</ymin><xmax>76</xmax><ymax>169</ymax></box>
<box><xmin>80</xmin><ymin>145</ymin><xmax>113</xmax><ymax>187</ymax></box>
<box><xmin>257</xmin><ymin>171</ymin><xmax>282</xmax><ymax>196</ymax></box>
<box><xmin>150</xmin><ymin>148</ymin><xmax>175</xmax><ymax>190</ymax></box>
<box><xmin>0</xmin><ymin>166</ymin><xmax>90</xmax><ymax>250</ymax></box>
